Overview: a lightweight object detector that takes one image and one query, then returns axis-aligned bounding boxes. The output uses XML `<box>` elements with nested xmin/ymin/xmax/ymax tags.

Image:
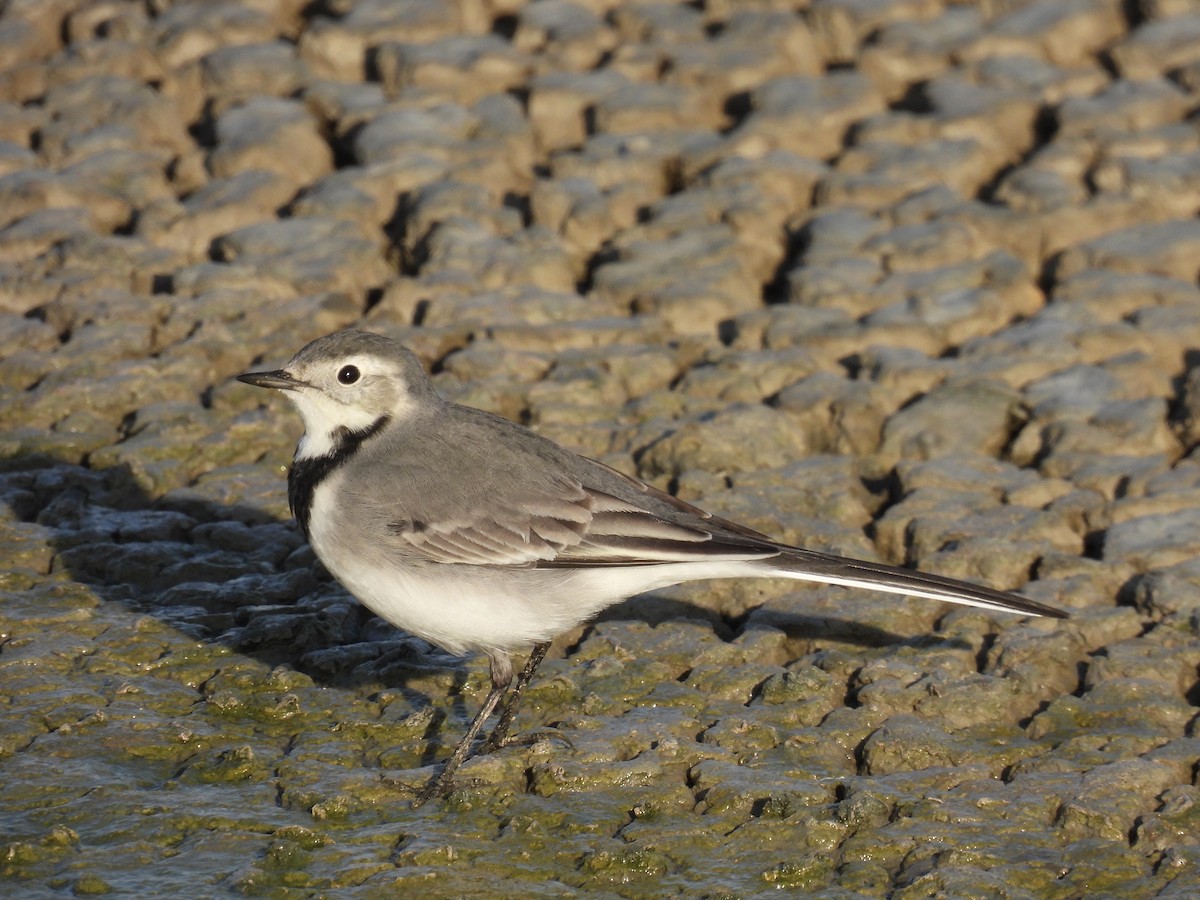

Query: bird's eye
<box><xmin>337</xmin><ymin>365</ymin><xmax>360</xmax><ymax>385</ymax></box>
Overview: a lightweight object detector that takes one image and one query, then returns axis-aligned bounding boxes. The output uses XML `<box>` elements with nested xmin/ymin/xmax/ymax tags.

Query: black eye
<box><xmin>337</xmin><ymin>365</ymin><xmax>360</xmax><ymax>385</ymax></box>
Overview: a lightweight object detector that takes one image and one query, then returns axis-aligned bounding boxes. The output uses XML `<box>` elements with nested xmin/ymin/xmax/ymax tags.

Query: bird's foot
<box><xmin>410</xmin><ymin>729</ymin><xmax>573</xmax><ymax>807</ymax></box>
<box><xmin>411</xmin><ymin>768</ymin><xmax>457</xmax><ymax>809</ymax></box>
<box><xmin>479</xmin><ymin>726</ymin><xmax>573</xmax><ymax>756</ymax></box>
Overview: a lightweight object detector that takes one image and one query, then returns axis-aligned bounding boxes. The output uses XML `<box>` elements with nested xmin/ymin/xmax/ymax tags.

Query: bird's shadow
<box><xmin>3</xmin><ymin>453</ymin><xmax>932</xmax><ymax>736</ymax></box>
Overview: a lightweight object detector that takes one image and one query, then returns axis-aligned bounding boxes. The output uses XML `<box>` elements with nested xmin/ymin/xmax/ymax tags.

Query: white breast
<box><xmin>304</xmin><ymin>475</ymin><xmax>597</xmax><ymax>654</ymax></box>
<box><xmin>304</xmin><ymin>475</ymin><xmax>772</xmax><ymax>655</ymax></box>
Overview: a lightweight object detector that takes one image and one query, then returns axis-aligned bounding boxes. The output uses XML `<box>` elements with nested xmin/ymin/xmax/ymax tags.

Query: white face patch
<box><xmin>275</xmin><ymin>351</ymin><xmax>423</xmax><ymax>460</ymax></box>
<box><xmin>289</xmin><ymin>388</ymin><xmax>387</xmax><ymax>460</ymax></box>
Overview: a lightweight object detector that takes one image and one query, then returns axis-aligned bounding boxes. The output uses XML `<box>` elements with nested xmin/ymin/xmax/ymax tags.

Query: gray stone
<box><xmin>963</xmin><ymin>0</ymin><xmax>1126</xmax><ymax>68</ymax></box>
<box><xmin>0</xmin><ymin>169</ymin><xmax>131</xmax><ymax>234</ymax></box>
<box><xmin>787</xmin><ymin>257</ymin><xmax>883</xmax><ymax>310</ymax></box>
<box><xmin>592</xmin><ymin>81</ymin><xmax>721</xmax><ymax>135</ymax></box>
<box><xmin>1091</xmin><ymin>149</ymin><xmax>1200</xmax><ymax>215</ymax></box>
<box><xmin>399</xmin><ymin>180</ymin><xmax>523</xmax><ymax>260</ymax></box>
<box><xmin>832</xmin><ymin>137</ymin><xmax>996</xmax><ymax>201</ymax></box>
<box><xmin>1109</xmin><ymin>13</ymin><xmax>1200</xmax><ymax>79</ymax></box>
<box><xmin>417</xmin><ymin>220</ymin><xmax>575</xmax><ymax>293</ymax></box>
<box><xmin>526</xmin><ymin>68</ymin><xmax>631</xmax><ymax>152</ymax></box>
<box><xmin>374</xmin><ymin>35</ymin><xmax>528</xmax><ymax>103</ymax></box>
<box><xmin>60</xmin><ymin>148</ymin><xmax>175</xmax><ymax>210</ymax></box>
<box><xmin>994</xmin><ymin>166</ymin><xmax>1090</xmax><ymax>213</ymax></box>
<box><xmin>800</xmin><ymin>207</ymin><xmax>889</xmax><ymax>262</ymax></box>
<box><xmin>775</xmin><ymin>373</ymin><xmax>886</xmax><ymax>456</ymax></box>
<box><xmin>39</xmin><ymin>75</ymin><xmax>191</xmax><ymax>163</ymax></box>
<box><xmin>137</xmin><ymin>169</ymin><xmax>296</xmax><ymax>260</ymax></box>
<box><xmin>1055</xmin><ymin>77</ymin><xmax>1191</xmax><ymax>138</ymax></box>
<box><xmin>213</xmin><ymin>216</ymin><xmax>389</xmax><ymax>299</ymax></box>
<box><xmin>351</xmin><ymin>104</ymin><xmax>476</xmax><ymax>166</ymax></box>
<box><xmin>530</xmin><ymin>175</ymin><xmax>645</xmax><ymax>268</ymax></box>
<box><xmin>513</xmin><ymin>0</ymin><xmax>610</xmax><ymax>72</ymax></box>
<box><xmin>666</xmin><ymin>9</ymin><xmax>821</xmax><ymax>100</ymax></box>
<box><xmin>860</xmin><ymin>7</ymin><xmax>980</xmax><ymax>99</ymax></box>
<box><xmin>591</xmin><ymin>224</ymin><xmax>758</xmax><ymax>316</ymax></box>
<box><xmin>151</xmin><ymin>1</ymin><xmax>279</xmax><ymax>70</ymax></box>
<box><xmin>880</xmin><ymin>378</ymin><xmax>1024</xmax><ymax>464</ymax></box>
<box><xmin>300</xmin><ymin>0</ymin><xmax>482</xmax><ymax>81</ymax></box>
<box><xmin>730</xmin><ymin>72</ymin><xmax>886</xmax><ymax>160</ymax></box>
<box><xmin>209</xmin><ymin>98</ymin><xmax>334</xmax><ymax>184</ymax></box>
<box><xmin>1055</xmin><ymin>219</ymin><xmax>1200</xmax><ymax>282</ymax></box>
<box><xmin>807</xmin><ymin>0</ymin><xmax>937</xmax><ymax>64</ymax></box>
<box><xmin>637</xmin><ymin>404</ymin><xmax>810</xmax><ymax>479</ymax></box>
<box><xmin>1104</xmin><ymin>508</ymin><xmax>1200</xmax><ymax>571</ymax></box>
<box><xmin>676</xmin><ymin>348</ymin><xmax>822</xmax><ymax>403</ymax></box>
<box><xmin>196</xmin><ymin>41</ymin><xmax>310</xmax><ymax>113</ymax></box>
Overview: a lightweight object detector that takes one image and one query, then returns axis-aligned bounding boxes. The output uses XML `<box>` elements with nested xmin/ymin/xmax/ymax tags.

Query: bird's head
<box><xmin>238</xmin><ymin>330</ymin><xmax>437</xmax><ymax>458</ymax></box>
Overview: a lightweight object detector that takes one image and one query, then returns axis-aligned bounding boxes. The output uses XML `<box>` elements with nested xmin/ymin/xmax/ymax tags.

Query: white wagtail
<box><xmin>238</xmin><ymin>329</ymin><xmax>1067</xmax><ymax>805</ymax></box>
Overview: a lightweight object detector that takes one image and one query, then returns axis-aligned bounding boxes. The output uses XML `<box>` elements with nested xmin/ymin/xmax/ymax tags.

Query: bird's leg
<box><xmin>480</xmin><ymin>641</ymin><xmax>551</xmax><ymax>753</ymax></box>
<box><xmin>411</xmin><ymin>653</ymin><xmax>513</xmax><ymax>808</ymax></box>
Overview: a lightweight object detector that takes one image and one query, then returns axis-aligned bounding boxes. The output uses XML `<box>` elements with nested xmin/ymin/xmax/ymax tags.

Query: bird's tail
<box><xmin>765</xmin><ymin>547</ymin><xmax>1068</xmax><ymax>619</ymax></box>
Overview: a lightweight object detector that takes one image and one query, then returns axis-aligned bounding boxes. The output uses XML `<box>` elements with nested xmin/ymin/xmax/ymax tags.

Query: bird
<box><xmin>238</xmin><ymin>329</ymin><xmax>1067</xmax><ymax>805</ymax></box>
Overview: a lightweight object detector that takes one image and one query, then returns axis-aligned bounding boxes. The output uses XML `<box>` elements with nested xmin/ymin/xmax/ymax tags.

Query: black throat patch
<box><xmin>288</xmin><ymin>416</ymin><xmax>390</xmax><ymax>539</ymax></box>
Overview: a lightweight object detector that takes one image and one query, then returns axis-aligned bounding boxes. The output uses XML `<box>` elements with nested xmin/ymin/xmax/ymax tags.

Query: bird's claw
<box><xmin>411</xmin><ymin>771</ymin><xmax>455</xmax><ymax>808</ymax></box>
<box><xmin>480</xmin><ymin>727</ymin><xmax>572</xmax><ymax>755</ymax></box>
<box><xmin>410</xmin><ymin>728</ymin><xmax>574</xmax><ymax>807</ymax></box>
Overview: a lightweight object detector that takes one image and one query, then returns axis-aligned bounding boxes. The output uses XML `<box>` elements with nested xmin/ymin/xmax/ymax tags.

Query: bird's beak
<box><xmin>237</xmin><ymin>369</ymin><xmax>305</xmax><ymax>391</ymax></box>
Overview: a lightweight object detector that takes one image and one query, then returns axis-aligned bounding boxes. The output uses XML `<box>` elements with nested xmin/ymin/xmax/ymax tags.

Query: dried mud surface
<box><xmin>2</xmin><ymin>0</ymin><xmax>1200</xmax><ymax>895</ymax></box>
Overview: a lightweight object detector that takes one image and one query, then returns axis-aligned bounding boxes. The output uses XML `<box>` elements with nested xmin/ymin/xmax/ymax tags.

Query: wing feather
<box><xmin>361</xmin><ymin>412</ymin><xmax>1065</xmax><ymax>618</ymax></box>
<box><xmin>387</xmin><ymin>480</ymin><xmax>775</xmax><ymax>568</ymax></box>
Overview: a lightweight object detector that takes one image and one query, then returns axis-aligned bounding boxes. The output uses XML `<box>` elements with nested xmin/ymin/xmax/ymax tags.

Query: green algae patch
<box><xmin>72</xmin><ymin>873</ymin><xmax>113</xmax><ymax>895</ymax></box>
<box><xmin>760</xmin><ymin>852</ymin><xmax>837</xmax><ymax>889</ymax></box>
<box><xmin>1</xmin><ymin>825</ymin><xmax>79</xmax><ymax>878</ymax></box>
<box><xmin>176</xmin><ymin>745</ymin><xmax>271</xmax><ymax>785</ymax></box>
<box><xmin>700</xmin><ymin>717</ymin><xmax>781</xmax><ymax>754</ymax></box>
<box><xmin>758</xmin><ymin>662</ymin><xmax>837</xmax><ymax>704</ymax></box>
<box><xmin>579</xmin><ymin>847</ymin><xmax>672</xmax><ymax>883</ymax></box>
<box><xmin>0</xmin><ymin>582</ymin><xmax>103</xmax><ymax>629</ymax></box>
<box><xmin>684</xmin><ymin>661</ymin><xmax>774</xmax><ymax>705</ymax></box>
<box><xmin>529</xmin><ymin>753</ymin><xmax>672</xmax><ymax>798</ymax></box>
<box><xmin>199</xmin><ymin>664</ymin><xmax>334</xmax><ymax>729</ymax></box>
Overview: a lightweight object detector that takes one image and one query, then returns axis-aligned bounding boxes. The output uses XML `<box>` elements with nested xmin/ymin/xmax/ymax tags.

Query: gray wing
<box><xmin>385</xmin><ymin>476</ymin><xmax>774</xmax><ymax>568</ymax></box>
<box><xmin>367</xmin><ymin>426</ymin><xmax>1066</xmax><ymax>618</ymax></box>
<box><xmin>360</xmin><ymin>401</ymin><xmax>776</xmax><ymax>567</ymax></box>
